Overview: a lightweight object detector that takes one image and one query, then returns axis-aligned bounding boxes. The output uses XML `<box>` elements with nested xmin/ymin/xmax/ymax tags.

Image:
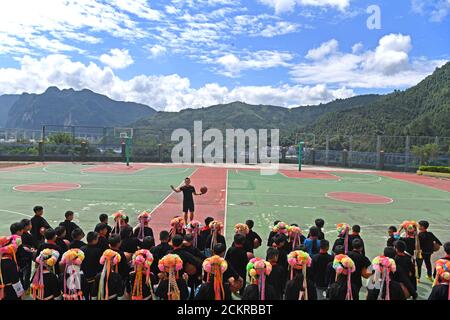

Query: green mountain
<box><xmin>5</xmin><ymin>87</ymin><xmax>156</xmax><ymax>129</ymax></box>
<box><xmin>0</xmin><ymin>94</ymin><xmax>20</xmax><ymax>127</ymax></box>
<box><xmin>307</xmin><ymin>62</ymin><xmax>450</xmax><ymax>137</ymax></box>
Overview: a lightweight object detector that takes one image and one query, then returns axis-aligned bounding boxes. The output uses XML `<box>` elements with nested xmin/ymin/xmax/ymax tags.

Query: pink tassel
<box><xmin>346</xmin><ymin>269</ymin><xmax>353</xmax><ymax>300</ymax></box>
<box><xmin>344</xmin><ymin>230</ymin><xmax>349</xmax><ymax>254</ymax></box>
<box><xmin>385</xmin><ymin>269</ymin><xmax>390</xmax><ymax>300</ymax></box>
<box><xmin>261</xmin><ymin>274</ymin><xmax>266</xmax><ymax>301</ymax></box>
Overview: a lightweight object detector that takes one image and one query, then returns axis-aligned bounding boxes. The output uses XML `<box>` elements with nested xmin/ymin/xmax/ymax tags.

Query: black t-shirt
<box><xmin>195</xmin><ymin>281</ymin><xmax>232</xmax><ymax>300</ymax></box>
<box><xmin>155</xmin><ymin>278</ymin><xmax>190</xmax><ymax>300</ymax></box>
<box><xmin>59</xmin><ymin>220</ymin><xmax>82</xmax><ymax>242</ymax></box>
<box><xmin>205</xmin><ymin>234</ymin><xmax>226</xmax><ymax>250</ymax></box>
<box><xmin>284</xmin><ymin>277</ymin><xmax>317</xmax><ymax>300</ymax></box>
<box><xmin>55</xmin><ymin>238</ymin><xmax>69</xmax><ymax>254</ymax></box>
<box><xmin>347</xmin><ymin>250</ymin><xmax>371</xmax><ymax>289</ymax></box>
<box><xmin>266</xmin><ymin>263</ymin><xmax>287</xmax><ymax>299</ymax></box>
<box><xmin>96</xmin><ymin>236</ymin><xmax>109</xmax><ymax>253</ymax></box>
<box><xmin>92</xmin><ymin>272</ymin><xmax>124</xmax><ymax>300</ymax></box>
<box><xmin>80</xmin><ymin>245</ymin><xmax>103</xmax><ymax>280</ymax></box>
<box><xmin>311</xmin><ymin>252</ymin><xmax>334</xmax><ymax>288</ymax></box>
<box><xmin>171</xmin><ymin>247</ymin><xmax>203</xmax><ymax>277</ymax></box>
<box><xmin>197</xmin><ymin>228</ymin><xmax>211</xmax><ymax>251</ymax></box>
<box><xmin>120</xmin><ymin>238</ymin><xmax>141</xmax><ymax>254</ymax></box>
<box><xmin>21</xmin><ymin>232</ymin><xmax>34</xmax><ymax>248</ymax></box>
<box><xmin>348</xmin><ymin>234</ymin><xmax>365</xmax><ymax>256</ymax></box>
<box><xmin>70</xmin><ymin>240</ymin><xmax>86</xmax><ymax>249</ymax></box>
<box><xmin>400</xmin><ymin>237</ymin><xmax>416</xmax><ymax>256</ymax></box>
<box><xmin>327</xmin><ymin>276</ymin><xmax>359</xmax><ymax>300</ymax></box>
<box><xmin>225</xmin><ymin>246</ymin><xmax>248</xmax><ymax>279</ymax></box>
<box><xmin>428</xmin><ymin>284</ymin><xmax>449</xmax><ymax>300</ymax></box>
<box><xmin>246</xmin><ymin>230</ymin><xmax>262</xmax><ymax>253</ymax></box>
<box><xmin>30</xmin><ymin>215</ymin><xmax>51</xmax><ymax>248</ymax></box>
<box><xmin>419</xmin><ymin>231</ymin><xmax>442</xmax><ymax>254</ymax></box>
<box><xmin>133</xmin><ymin>226</ymin><xmax>154</xmax><ymax>239</ymax></box>
<box><xmin>150</xmin><ymin>242</ymin><xmax>173</xmax><ymax>276</ymax></box>
<box><xmin>242</xmin><ymin>283</ymin><xmax>278</xmax><ymax>300</ymax></box>
<box><xmin>32</xmin><ymin>272</ymin><xmax>61</xmax><ymax>300</ymax></box>
<box><xmin>0</xmin><ymin>258</ymin><xmax>22</xmax><ymax>300</ymax></box>
<box><xmin>180</xmin><ymin>185</ymin><xmax>196</xmax><ymax>204</ymax></box>
<box><xmin>332</xmin><ymin>237</ymin><xmax>345</xmax><ymax>253</ymax></box>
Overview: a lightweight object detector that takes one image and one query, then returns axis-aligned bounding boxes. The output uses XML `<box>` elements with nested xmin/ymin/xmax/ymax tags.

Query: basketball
<box><xmin>200</xmin><ymin>186</ymin><xmax>208</xmax><ymax>194</ymax></box>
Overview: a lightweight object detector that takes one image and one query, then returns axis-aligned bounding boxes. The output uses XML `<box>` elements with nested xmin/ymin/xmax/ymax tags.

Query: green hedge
<box><xmin>419</xmin><ymin>166</ymin><xmax>450</xmax><ymax>174</ymax></box>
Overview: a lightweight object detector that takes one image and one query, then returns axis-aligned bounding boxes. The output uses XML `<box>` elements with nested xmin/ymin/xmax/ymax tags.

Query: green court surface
<box><xmin>0</xmin><ymin>162</ymin><xmax>449</xmax><ymax>299</ymax></box>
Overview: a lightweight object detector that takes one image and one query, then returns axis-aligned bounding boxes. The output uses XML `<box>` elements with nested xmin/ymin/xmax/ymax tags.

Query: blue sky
<box><xmin>0</xmin><ymin>0</ymin><xmax>448</xmax><ymax>111</ymax></box>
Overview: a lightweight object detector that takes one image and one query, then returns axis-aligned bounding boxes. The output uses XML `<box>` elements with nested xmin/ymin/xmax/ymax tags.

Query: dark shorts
<box><xmin>183</xmin><ymin>202</ymin><xmax>195</xmax><ymax>213</ymax></box>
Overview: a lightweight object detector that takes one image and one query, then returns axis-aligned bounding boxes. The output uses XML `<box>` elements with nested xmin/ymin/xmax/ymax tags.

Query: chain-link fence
<box><xmin>0</xmin><ymin>127</ymin><xmax>449</xmax><ymax>171</ymax></box>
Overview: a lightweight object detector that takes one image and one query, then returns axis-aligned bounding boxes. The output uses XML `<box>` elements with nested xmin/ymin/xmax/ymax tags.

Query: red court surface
<box><xmin>280</xmin><ymin>170</ymin><xmax>340</xmax><ymax>180</ymax></box>
<box><xmin>325</xmin><ymin>192</ymin><xmax>394</xmax><ymax>204</ymax></box>
<box><xmin>13</xmin><ymin>182</ymin><xmax>81</xmax><ymax>192</ymax></box>
<box><xmin>376</xmin><ymin>172</ymin><xmax>450</xmax><ymax>192</ymax></box>
<box><xmin>150</xmin><ymin>167</ymin><xmax>228</xmax><ymax>236</ymax></box>
<box><xmin>0</xmin><ymin>163</ymin><xmax>45</xmax><ymax>171</ymax></box>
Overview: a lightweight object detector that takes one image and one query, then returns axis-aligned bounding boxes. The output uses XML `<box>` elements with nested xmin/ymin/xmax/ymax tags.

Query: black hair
<box><xmin>315</xmin><ymin>218</ymin><xmax>325</xmax><ymax>228</ymax></box>
<box><xmin>213</xmin><ymin>243</ymin><xmax>226</xmax><ymax>255</ymax></box>
<box><xmin>352</xmin><ymin>238</ymin><xmax>363</xmax><ymax>250</ymax></box>
<box><xmin>86</xmin><ymin>231</ymin><xmax>98</xmax><ymax>244</ymax></box>
<box><xmin>142</xmin><ymin>236</ymin><xmax>155</xmax><ymax>249</ymax></box>
<box><xmin>10</xmin><ymin>222</ymin><xmax>23</xmax><ymax>235</ymax></box>
<box><xmin>418</xmin><ymin>220</ymin><xmax>429</xmax><ymax>229</ymax></box>
<box><xmin>205</xmin><ymin>217</ymin><xmax>214</xmax><ymax>226</ymax></box>
<box><xmin>124</xmin><ymin>216</ymin><xmax>129</xmax><ymax>223</ymax></box>
<box><xmin>388</xmin><ymin>226</ymin><xmax>397</xmax><ymax>232</ymax></box>
<box><xmin>309</xmin><ymin>226</ymin><xmax>320</xmax><ymax>253</ymax></box>
<box><xmin>33</xmin><ymin>206</ymin><xmax>43</xmax><ymax>213</ymax></box>
<box><xmin>95</xmin><ymin>223</ymin><xmax>108</xmax><ymax>233</ymax></box>
<box><xmin>266</xmin><ymin>247</ymin><xmax>279</xmax><ymax>260</ymax></box>
<box><xmin>184</xmin><ymin>234</ymin><xmax>194</xmax><ymax>242</ymax></box>
<box><xmin>384</xmin><ymin>246</ymin><xmax>396</xmax><ymax>259</ymax></box>
<box><xmin>71</xmin><ymin>228</ymin><xmax>84</xmax><ymax>240</ymax></box>
<box><xmin>333</xmin><ymin>245</ymin><xmax>345</xmax><ymax>255</ymax></box>
<box><xmin>320</xmin><ymin>239</ymin><xmax>329</xmax><ymax>250</ymax></box>
<box><xmin>395</xmin><ymin>240</ymin><xmax>406</xmax><ymax>253</ymax></box>
<box><xmin>99</xmin><ymin>214</ymin><xmax>108</xmax><ymax>222</ymax></box>
<box><xmin>55</xmin><ymin>226</ymin><xmax>66</xmax><ymax>237</ymax></box>
<box><xmin>120</xmin><ymin>226</ymin><xmax>133</xmax><ymax>240</ymax></box>
<box><xmin>65</xmin><ymin>210</ymin><xmax>74</xmax><ymax>219</ymax></box>
<box><xmin>245</xmin><ymin>220</ymin><xmax>254</xmax><ymax>229</ymax></box>
<box><xmin>234</xmin><ymin>233</ymin><xmax>246</xmax><ymax>245</ymax></box>
<box><xmin>20</xmin><ymin>219</ymin><xmax>31</xmax><ymax>227</ymax></box>
<box><xmin>291</xmin><ymin>223</ymin><xmax>298</xmax><ymax>227</ymax></box>
<box><xmin>45</xmin><ymin>228</ymin><xmax>56</xmax><ymax>241</ymax></box>
<box><xmin>274</xmin><ymin>233</ymin><xmax>287</xmax><ymax>245</ymax></box>
<box><xmin>108</xmin><ymin>234</ymin><xmax>121</xmax><ymax>247</ymax></box>
<box><xmin>274</xmin><ymin>220</ymin><xmax>280</xmax><ymax>226</ymax></box>
<box><xmin>160</xmin><ymin>230</ymin><xmax>170</xmax><ymax>241</ymax></box>
<box><xmin>352</xmin><ymin>225</ymin><xmax>361</xmax><ymax>233</ymax></box>
<box><xmin>172</xmin><ymin>235</ymin><xmax>183</xmax><ymax>247</ymax></box>
<box><xmin>444</xmin><ymin>242</ymin><xmax>450</xmax><ymax>255</ymax></box>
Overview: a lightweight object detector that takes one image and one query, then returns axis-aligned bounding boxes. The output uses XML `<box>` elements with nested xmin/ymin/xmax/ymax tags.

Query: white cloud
<box><xmin>0</xmin><ymin>54</ymin><xmax>355</xmax><ymax>111</ymax></box>
<box><xmin>259</xmin><ymin>0</ymin><xmax>350</xmax><ymax>14</ymax></box>
<box><xmin>216</xmin><ymin>51</ymin><xmax>294</xmax><ymax>77</ymax></box>
<box><xmin>148</xmin><ymin>45</ymin><xmax>167</xmax><ymax>58</ymax></box>
<box><xmin>100</xmin><ymin>49</ymin><xmax>134</xmax><ymax>69</ymax></box>
<box><xmin>291</xmin><ymin>33</ymin><xmax>447</xmax><ymax>89</ymax></box>
<box><xmin>305</xmin><ymin>39</ymin><xmax>338</xmax><ymax>60</ymax></box>
<box><xmin>259</xmin><ymin>21</ymin><xmax>301</xmax><ymax>37</ymax></box>
<box><xmin>111</xmin><ymin>0</ymin><xmax>162</xmax><ymax>20</ymax></box>
<box><xmin>411</xmin><ymin>0</ymin><xmax>450</xmax><ymax>22</ymax></box>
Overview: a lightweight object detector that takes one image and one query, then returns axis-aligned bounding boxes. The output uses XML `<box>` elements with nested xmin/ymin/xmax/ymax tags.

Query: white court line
<box><xmin>150</xmin><ymin>167</ymin><xmax>199</xmax><ymax>214</ymax></box>
<box><xmin>0</xmin><ymin>209</ymin><xmax>32</xmax><ymax>218</ymax></box>
<box><xmin>224</xmin><ymin>169</ymin><xmax>229</xmax><ymax>236</ymax></box>
<box><xmin>325</xmin><ymin>192</ymin><xmax>395</xmax><ymax>205</ymax></box>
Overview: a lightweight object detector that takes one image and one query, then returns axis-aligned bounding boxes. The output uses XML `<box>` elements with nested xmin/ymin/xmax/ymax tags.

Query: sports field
<box><xmin>0</xmin><ymin>162</ymin><xmax>449</xmax><ymax>299</ymax></box>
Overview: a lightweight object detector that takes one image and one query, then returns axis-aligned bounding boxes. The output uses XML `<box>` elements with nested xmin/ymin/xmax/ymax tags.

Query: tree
<box><xmin>411</xmin><ymin>143</ymin><xmax>439</xmax><ymax>165</ymax></box>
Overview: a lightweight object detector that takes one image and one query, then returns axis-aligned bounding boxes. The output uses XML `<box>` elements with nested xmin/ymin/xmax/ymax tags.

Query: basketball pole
<box><xmin>298</xmin><ymin>141</ymin><xmax>304</xmax><ymax>171</ymax></box>
<box><xmin>125</xmin><ymin>137</ymin><xmax>132</xmax><ymax>167</ymax></box>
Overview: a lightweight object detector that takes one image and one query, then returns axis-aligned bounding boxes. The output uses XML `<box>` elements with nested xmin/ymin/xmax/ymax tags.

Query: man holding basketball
<box><xmin>171</xmin><ymin>177</ymin><xmax>206</xmax><ymax>223</ymax></box>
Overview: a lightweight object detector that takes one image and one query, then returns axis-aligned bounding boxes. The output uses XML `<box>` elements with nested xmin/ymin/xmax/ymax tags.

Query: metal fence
<box><xmin>0</xmin><ymin>127</ymin><xmax>449</xmax><ymax>171</ymax></box>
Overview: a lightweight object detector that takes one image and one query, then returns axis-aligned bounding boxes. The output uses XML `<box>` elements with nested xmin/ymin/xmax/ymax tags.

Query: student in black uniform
<box><xmin>327</xmin><ymin>254</ymin><xmax>358</xmax><ymax>300</ymax></box>
<box><xmin>242</xmin><ymin>258</ymin><xmax>277</xmax><ymax>300</ymax></box>
<box><xmin>99</xmin><ymin>214</ymin><xmax>112</xmax><ymax>238</ymax></box>
<box><xmin>205</xmin><ymin>221</ymin><xmax>226</xmax><ymax>255</ymax></box>
<box><xmin>92</xmin><ymin>249</ymin><xmax>124</xmax><ymax>300</ymax></box>
<box><xmin>31</xmin><ymin>248</ymin><xmax>61</xmax><ymax>300</ymax></box>
<box><xmin>54</xmin><ymin>226</ymin><xmax>69</xmax><ymax>254</ymax></box>
<box><xmin>198</xmin><ymin>217</ymin><xmax>214</xmax><ymax>252</ymax></box>
<box><xmin>428</xmin><ymin>259</ymin><xmax>450</xmax><ymax>300</ymax></box>
<box><xmin>225</xmin><ymin>233</ymin><xmax>248</xmax><ymax>295</ymax></box>
<box><xmin>245</xmin><ymin>220</ymin><xmax>262</xmax><ymax>253</ymax></box>
<box><xmin>183</xmin><ymin>234</ymin><xmax>207</xmax><ymax>261</ymax></box>
<box><xmin>383</xmin><ymin>246</ymin><xmax>416</xmax><ymax>300</ymax></box>
<box><xmin>394</xmin><ymin>240</ymin><xmax>417</xmax><ymax>295</ymax></box>
<box><xmin>267</xmin><ymin>220</ymin><xmax>281</xmax><ymax>247</ymax></box>
<box><xmin>128</xmin><ymin>249</ymin><xmax>157</xmax><ymax>300</ymax></box>
<box><xmin>325</xmin><ymin>245</ymin><xmax>345</xmax><ymax>286</ymax></box>
<box><xmin>36</xmin><ymin>228</ymin><xmax>63</xmax><ymax>274</ymax></box>
<box><xmin>311</xmin><ymin>239</ymin><xmax>333</xmax><ymax>300</ymax></box>
<box><xmin>347</xmin><ymin>238</ymin><xmax>372</xmax><ymax>299</ymax></box>
<box><xmin>284</xmin><ymin>251</ymin><xmax>317</xmax><ymax>300</ymax></box>
<box><xmin>307</xmin><ymin>218</ymin><xmax>326</xmax><ymax>240</ymax></box>
<box><xmin>94</xmin><ymin>223</ymin><xmax>110</xmax><ymax>253</ymax></box>
<box><xmin>195</xmin><ymin>255</ymin><xmax>232</xmax><ymax>300</ymax></box>
<box><xmin>70</xmin><ymin>228</ymin><xmax>86</xmax><ymax>249</ymax></box>
<box><xmin>0</xmin><ymin>235</ymin><xmax>24</xmax><ymax>300</ymax></box>
<box><xmin>133</xmin><ymin>212</ymin><xmax>154</xmax><ymax>240</ymax></box>
<box><xmin>30</xmin><ymin>206</ymin><xmax>51</xmax><ymax>248</ymax></box>
<box><xmin>59</xmin><ymin>248</ymin><xmax>89</xmax><ymax>300</ymax></box>
<box><xmin>265</xmin><ymin>247</ymin><xmax>287</xmax><ymax>300</ymax></box>
<box><xmin>151</xmin><ymin>231</ymin><xmax>173</xmax><ymax>276</ymax></box>
<box><xmin>108</xmin><ymin>234</ymin><xmax>130</xmax><ymax>290</ymax></box>
<box><xmin>59</xmin><ymin>211</ymin><xmax>82</xmax><ymax>242</ymax></box>
<box><xmin>213</xmin><ymin>243</ymin><xmax>243</xmax><ymax>293</ymax></box>
<box><xmin>120</xmin><ymin>225</ymin><xmax>140</xmax><ymax>255</ymax></box>
<box><xmin>141</xmin><ymin>236</ymin><xmax>155</xmax><ymax>250</ymax></box>
<box><xmin>171</xmin><ymin>177</ymin><xmax>205</xmax><ymax>223</ymax></box>
<box><xmin>80</xmin><ymin>232</ymin><xmax>103</xmax><ymax>299</ymax></box>
<box><xmin>348</xmin><ymin>225</ymin><xmax>365</xmax><ymax>255</ymax></box>
<box><xmin>387</xmin><ymin>226</ymin><xmax>398</xmax><ymax>247</ymax></box>
<box><xmin>417</xmin><ymin>220</ymin><xmax>442</xmax><ymax>281</ymax></box>
<box><xmin>272</xmin><ymin>233</ymin><xmax>289</xmax><ymax>270</ymax></box>
<box><xmin>155</xmin><ymin>253</ymin><xmax>190</xmax><ymax>300</ymax></box>
<box><xmin>366</xmin><ymin>254</ymin><xmax>405</xmax><ymax>300</ymax></box>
